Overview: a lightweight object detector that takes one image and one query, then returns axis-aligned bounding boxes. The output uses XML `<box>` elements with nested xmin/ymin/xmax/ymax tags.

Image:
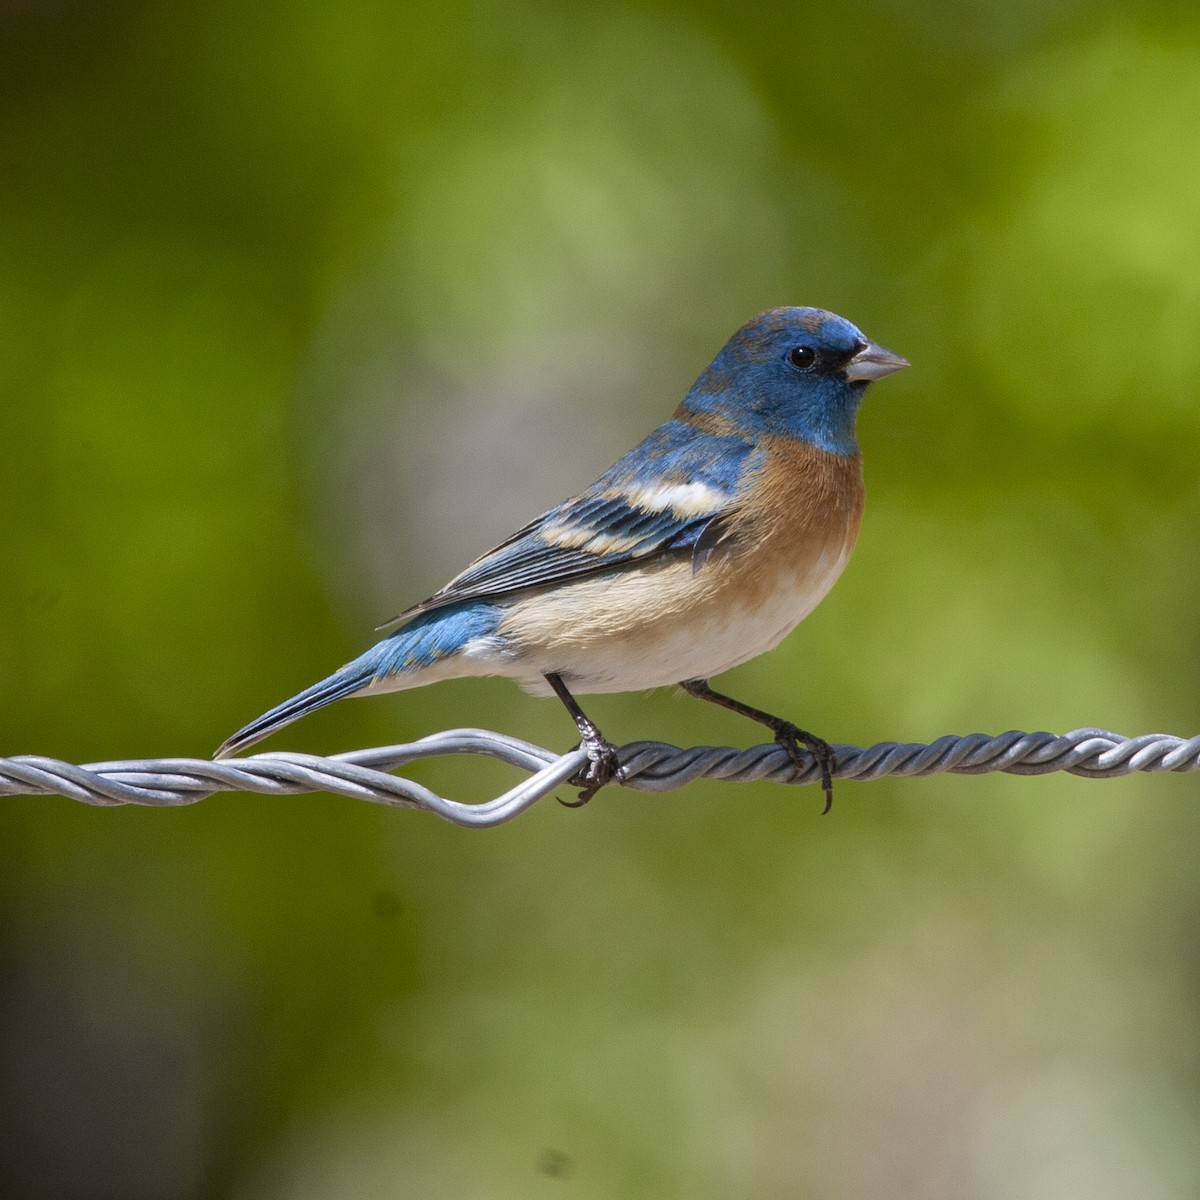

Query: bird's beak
<box><xmin>844</xmin><ymin>340</ymin><xmax>910</xmax><ymax>383</ymax></box>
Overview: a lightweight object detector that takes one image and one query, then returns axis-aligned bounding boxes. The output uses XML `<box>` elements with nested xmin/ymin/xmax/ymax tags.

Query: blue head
<box><xmin>678</xmin><ymin>307</ymin><xmax>908</xmax><ymax>455</ymax></box>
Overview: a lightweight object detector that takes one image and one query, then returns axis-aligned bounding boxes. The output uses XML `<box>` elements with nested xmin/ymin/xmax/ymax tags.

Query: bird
<box><xmin>216</xmin><ymin>307</ymin><xmax>908</xmax><ymax>809</ymax></box>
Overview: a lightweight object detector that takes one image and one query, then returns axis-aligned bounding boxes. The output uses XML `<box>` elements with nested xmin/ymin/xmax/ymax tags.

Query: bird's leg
<box><xmin>545</xmin><ymin>673</ymin><xmax>625</xmax><ymax>806</ymax></box>
<box><xmin>680</xmin><ymin>678</ymin><xmax>836</xmax><ymax>813</ymax></box>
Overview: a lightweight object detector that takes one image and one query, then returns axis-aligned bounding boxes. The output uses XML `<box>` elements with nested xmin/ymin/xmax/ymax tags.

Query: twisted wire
<box><xmin>1</xmin><ymin>727</ymin><xmax>1196</xmax><ymax>828</ymax></box>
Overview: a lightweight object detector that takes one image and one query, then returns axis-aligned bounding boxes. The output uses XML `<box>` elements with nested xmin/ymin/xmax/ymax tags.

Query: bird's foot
<box><xmin>775</xmin><ymin>724</ymin><xmax>836</xmax><ymax>813</ymax></box>
<box><xmin>561</xmin><ymin>732</ymin><xmax>626</xmax><ymax>807</ymax></box>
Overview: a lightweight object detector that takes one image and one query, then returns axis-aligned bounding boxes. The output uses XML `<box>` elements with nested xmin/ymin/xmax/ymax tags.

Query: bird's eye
<box><xmin>787</xmin><ymin>345</ymin><xmax>816</xmax><ymax>371</ymax></box>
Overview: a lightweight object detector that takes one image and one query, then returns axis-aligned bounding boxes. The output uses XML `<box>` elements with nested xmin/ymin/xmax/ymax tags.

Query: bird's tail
<box><xmin>214</xmin><ymin>655</ymin><xmax>376</xmax><ymax>759</ymax></box>
<box><xmin>214</xmin><ymin>602</ymin><xmax>502</xmax><ymax>759</ymax></box>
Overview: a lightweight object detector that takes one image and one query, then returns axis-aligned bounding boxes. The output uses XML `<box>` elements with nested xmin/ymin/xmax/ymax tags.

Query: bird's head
<box><xmin>679</xmin><ymin>307</ymin><xmax>909</xmax><ymax>455</ymax></box>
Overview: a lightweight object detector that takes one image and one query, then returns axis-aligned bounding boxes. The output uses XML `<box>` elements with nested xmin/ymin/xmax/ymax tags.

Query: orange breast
<box><xmin>719</xmin><ymin>438</ymin><xmax>864</xmax><ymax>593</ymax></box>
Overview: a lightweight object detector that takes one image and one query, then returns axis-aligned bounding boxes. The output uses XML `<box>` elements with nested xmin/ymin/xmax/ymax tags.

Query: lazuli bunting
<box><xmin>217</xmin><ymin>308</ymin><xmax>908</xmax><ymax>808</ymax></box>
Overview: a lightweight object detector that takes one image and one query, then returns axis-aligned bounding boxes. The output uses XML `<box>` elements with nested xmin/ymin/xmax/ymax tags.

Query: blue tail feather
<box><xmin>214</xmin><ymin>659</ymin><xmax>372</xmax><ymax>758</ymax></box>
<box><xmin>215</xmin><ymin>602</ymin><xmax>501</xmax><ymax>758</ymax></box>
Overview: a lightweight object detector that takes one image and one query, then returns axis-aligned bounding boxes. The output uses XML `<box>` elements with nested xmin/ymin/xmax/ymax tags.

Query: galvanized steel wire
<box><xmin>1</xmin><ymin>727</ymin><xmax>1196</xmax><ymax>827</ymax></box>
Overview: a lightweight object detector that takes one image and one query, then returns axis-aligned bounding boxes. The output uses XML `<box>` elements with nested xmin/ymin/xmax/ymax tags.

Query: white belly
<box><xmin>489</xmin><ymin>531</ymin><xmax>855</xmax><ymax>695</ymax></box>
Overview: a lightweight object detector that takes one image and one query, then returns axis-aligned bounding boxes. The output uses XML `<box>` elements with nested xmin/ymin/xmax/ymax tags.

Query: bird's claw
<box><xmin>560</xmin><ymin>736</ymin><xmax>625</xmax><ymax>807</ymax></box>
<box><xmin>775</xmin><ymin>723</ymin><xmax>836</xmax><ymax>814</ymax></box>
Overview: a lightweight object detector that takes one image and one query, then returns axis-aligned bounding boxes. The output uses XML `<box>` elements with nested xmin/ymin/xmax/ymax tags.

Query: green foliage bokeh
<box><xmin>2</xmin><ymin>2</ymin><xmax>1200</xmax><ymax>1197</ymax></box>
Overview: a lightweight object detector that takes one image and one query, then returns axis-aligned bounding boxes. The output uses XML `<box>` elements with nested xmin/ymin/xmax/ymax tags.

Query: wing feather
<box><xmin>383</xmin><ymin>423</ymin><xmax>760</xmax><ymax>624</ymax></box>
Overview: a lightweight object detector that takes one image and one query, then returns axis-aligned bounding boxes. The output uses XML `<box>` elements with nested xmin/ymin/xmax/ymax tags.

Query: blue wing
<box><xmin>388</xmin><ymin>421</ymin><xmax>761</xmax><ymax>622</ymax></box>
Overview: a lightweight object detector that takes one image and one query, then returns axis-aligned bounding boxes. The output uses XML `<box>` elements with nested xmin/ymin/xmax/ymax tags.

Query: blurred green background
<box><xmin>3</xmin><ymin>1</ymin><xmax>1200</xmax><ymax>1196</ymax></box>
